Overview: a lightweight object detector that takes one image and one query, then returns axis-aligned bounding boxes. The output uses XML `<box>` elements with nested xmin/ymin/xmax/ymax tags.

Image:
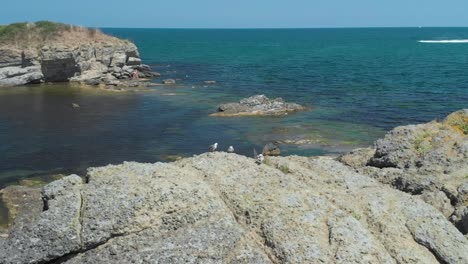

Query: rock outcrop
<box><xmin>211</xmin><ymin>95</ymin><xmax>308</xmax><ymax>117</ymax></box>
<box><xmin>1</xmin><ymin>150</ymin><xmax>468</xmax><ymax>263</ymax></box>
<box><xmin>339</xmin><ymin>109</ymin><xmax>468</xmax><ymax>234</ymax></box>
<box><xmin>263</xmin><ymin>142</ymin><xmax>281</xmax><ymax>156</ymax></box>
<box><xmin>0</xmin><ymin>22</ymin><xmax>156</xmax><ymax>87</ymax></box>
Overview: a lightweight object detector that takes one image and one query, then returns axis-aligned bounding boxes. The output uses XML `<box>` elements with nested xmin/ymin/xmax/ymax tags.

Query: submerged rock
<box><xmin>162</xmin><ymin>78</ymin><xmax>176</xmax><ymax>85</ymax></box>
<box><xmin>211</xmin><ymin>95</ymin><xmax>308</xmax><ymax>117</ymax></box>
<box><xmin>0</xmin><ymin>185</ymin><xmax>42</xmax><ymax>231</ymax></box>
<box><xmin>1</xmin><ymin>152</ymin><xmax>467</xmax><ymax>263</ymax></box>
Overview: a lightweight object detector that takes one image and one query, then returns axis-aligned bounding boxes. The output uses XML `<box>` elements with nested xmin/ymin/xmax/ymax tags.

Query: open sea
<box><xmin>0</xmin><ymin>28</ymin><xmax>468</xmax><ymax>187</ymax></box>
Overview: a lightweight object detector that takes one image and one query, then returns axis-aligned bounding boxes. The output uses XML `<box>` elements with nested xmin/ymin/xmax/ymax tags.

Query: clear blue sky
<box><xmin>1</xmin><ymin>0</ymin><xmax>468</xmax><ymax>28</ymax></box>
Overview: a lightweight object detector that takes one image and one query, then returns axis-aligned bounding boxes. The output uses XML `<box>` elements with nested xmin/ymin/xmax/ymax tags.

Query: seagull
<box><xmin>256</xmin><ymin>154</ymin><xmax>264</xmax><ymax>165</ymax></box>
<box><xmin>227</xmin><ymin>146</ymin><xmax>234</xmax><ymax>153</ymax></box>
<box><xmin>254</xmin><ymin>148</ymin><xmax>264</xmax><ymax>164</ymax></box>
<box><xmin>208</xmin><ymin>143</ymin><xmax>218</xmax><ymax>152</ymax></box>
<box><xmin>72</xmin><ymin>103</ymin><xmax>80</xmax><ymax>108</ymax></box>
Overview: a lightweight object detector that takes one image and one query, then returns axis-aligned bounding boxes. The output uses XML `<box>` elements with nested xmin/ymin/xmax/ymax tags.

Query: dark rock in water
<box><xmin>211</xmin><ymin>94</ymin><xmax>308</xmax><ymax>117</ymax></box>
<box><xmin>338</xmin><ymin>109</ymin><xmax>468</xmax><ymax>234</ymax></box>
<box><xmin>262</xmin><ymin>142</ymin><xmax>281</xmax><ymax>156</ymax></box>
<box><xmin>162</xmin><ymin>79</ymin><xmax>176</xmax><ymax>85</ymax></box>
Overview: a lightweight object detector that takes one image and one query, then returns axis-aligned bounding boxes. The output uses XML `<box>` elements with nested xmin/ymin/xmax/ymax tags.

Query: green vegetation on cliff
<box><xmin>0</xmin><ymin>21</ymin><xmax>100</xmax><ymax>48</ymax></box>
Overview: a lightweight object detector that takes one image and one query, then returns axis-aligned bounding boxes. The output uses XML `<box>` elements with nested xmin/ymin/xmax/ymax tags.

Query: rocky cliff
<box><xmin>0</xmin><ymin>110</ymin><xmax>467</xmax><ymax>263</ymax></box>
<box><xmin>0</xmin><ymin>22</ymin><xmax>154</xmax><ymax>87</ymax></box>
<box><xmin>339</xmin><ymin>109</ymin><xmax>468</xmax><ymax>236</ymax></box>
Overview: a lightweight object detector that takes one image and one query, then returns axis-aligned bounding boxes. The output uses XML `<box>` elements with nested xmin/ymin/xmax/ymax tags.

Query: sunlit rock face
<box><xmin>1</xmin><ymin>149</ymin><xmax>467</xmax><ymax>263</ymax></box>
<box><xmin>0</xmin><ymin>22</ymin><xmax>152</xmax><ymax>87</ymax></box>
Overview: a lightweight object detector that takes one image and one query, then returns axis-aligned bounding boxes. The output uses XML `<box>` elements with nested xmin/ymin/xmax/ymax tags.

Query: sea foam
<box><xmin>418</xmin><ymin>39</ymin><xmax>468</xmax><ymax>43</ymax></box>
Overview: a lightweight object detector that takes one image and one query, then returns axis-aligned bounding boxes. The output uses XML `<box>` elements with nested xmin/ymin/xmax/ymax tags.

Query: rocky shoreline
<box><xmin>339</xmin><ymin>109</ymin><xmax>468</xmax><ymax>235</ymax></box>
<box><xmin>0</xmin><ymin>109</ymin><xmax>467</xmax><ymax>263</ymax></box>
<box><xmin>0</xmin><ymin>22</ymin><xmax>158</xmax><ymax>89</ymax></box>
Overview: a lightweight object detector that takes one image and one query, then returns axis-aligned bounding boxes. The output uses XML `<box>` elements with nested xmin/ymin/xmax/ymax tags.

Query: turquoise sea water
<box><xmin>0</xmin><ymin>28</ymin><xmax>467</xmax><ymax>186</ymax></box>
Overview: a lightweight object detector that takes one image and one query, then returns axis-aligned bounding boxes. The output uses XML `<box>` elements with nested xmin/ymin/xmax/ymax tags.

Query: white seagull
<box><xmin>254</xmin><ymin>148</ymin><xmax>264</xmax><ymax>164</ymax></box>
<box><xmin>227</xmin><ymin>146</ymin><xmax>234</xmax><ymax>153</ymax></box>
<box><xmin>256</xmin><ymin>154</ymin><xmax>264</xmax><ymax>164</ymax></box>
<box><xmin>208</xmin><ymin>143</ymin><xmax>218</xmax><ymax>152</ymax></box>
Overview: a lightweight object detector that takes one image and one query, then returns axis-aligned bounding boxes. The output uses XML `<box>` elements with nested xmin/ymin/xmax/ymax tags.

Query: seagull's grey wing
<box><xmin>253</xmin><ymin>148</ymin><xmax>258</xmax><ymax>158</ymax></box>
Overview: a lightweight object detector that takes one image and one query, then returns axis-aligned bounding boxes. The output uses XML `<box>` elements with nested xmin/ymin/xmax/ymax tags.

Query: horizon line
<box><xmin>98</xmin><ymin>26</ymin><xmax>468</xmax><ymax>30</ymax></box>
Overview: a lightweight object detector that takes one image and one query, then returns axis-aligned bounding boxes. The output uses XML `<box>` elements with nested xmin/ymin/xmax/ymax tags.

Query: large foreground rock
<box><xmin>211</xmin><ymin>95</ymin><xmax>308</xmax><ymax>117</ymax></box>
<box><xmin>1</xmin><ymin>152</ymin><xmax>467</xmax><ymax>263</ymax></box>
<box><xmin>339</xmin><ymin>109</ymin><xmax>468</xmax><ymax>234</ymax></box>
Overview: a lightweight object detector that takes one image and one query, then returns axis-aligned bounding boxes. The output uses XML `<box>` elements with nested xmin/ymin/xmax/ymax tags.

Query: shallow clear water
<box><xmin>0</xmin><ymin>28</ymin><xmax>468</xmax><ymax>187</ymax></box>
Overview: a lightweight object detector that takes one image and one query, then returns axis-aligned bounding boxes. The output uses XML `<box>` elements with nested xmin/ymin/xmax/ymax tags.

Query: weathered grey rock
<box><xmin>211</xmin><ymin>95</ymin><xmax>308</xmax><ymax>117</ymax></box>
<box><xmin>1</xmin><ymin>153</ymin><xmax>467</xmax><ymax>263</ymax></box>
<box><xmin>0</xmin><ymin>32</ymin><xmax>153</xmax><ymax>87</ymax></box>
<box><xmin>369</xmin><ymin>110</ymin><xmax>467</xmax><ymax>172</ymax></box>
<box><xmin>0</xmin><ymin>65</ymin><xmax>43</xmax><ymax>86</ymax></box>
<box><xmin>262</xmin><ymin>142</ymin><xmax>281</xmax><ymax>156</ymax></box>
<box><xmin>109</xmin><ymin>52</ymin><xmax>127</xmax><ymax>67</ymax></box>
<box><xmin>338</xmin><ymin>147</ymin><xmax>375</xmax><ymax>168</ymax></box>
<box><xmin>126</xmin><ymin>57</ymin><xmax>141</xmax><ymax>66</ymax></box>
<box><xmin>0</xmin><ymin>175</ymin><xmax>83</xmax><ymax>264</ymax></box>
<box><xmin>0</xmin><ymin>48</ymin><xmax>43</xmax><ymax>86</ymax></box>
<box><xmin>339</xmin><ymin>109</ymin><xmax>468</xmax><ymax>235</ymax></box>
<box><xmin>419</xmin><ymin>190</ymin><xmax>454</xmax><ymax>218</ymax></box>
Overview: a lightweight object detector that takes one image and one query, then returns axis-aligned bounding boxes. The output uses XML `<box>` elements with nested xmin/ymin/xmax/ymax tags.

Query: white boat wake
<box><xmin>418</xmin><ymin>39</ymin><xmax>468</xmax><ymax>43</ymax></box>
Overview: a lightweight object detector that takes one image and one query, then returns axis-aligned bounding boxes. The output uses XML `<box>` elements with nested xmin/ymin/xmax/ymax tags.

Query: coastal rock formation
<box><xmin>339</xmin><ymin>109</ymin><xmax>468</xmax><ymax>234</ymax></box>
<box><xmin>0</xmin><ymin>22</ymin><xmax>156</xmax><ymax>87</ymax></box>
<box><xmin>1</xmin><ymin>151</ymin><xmax>468</xmax><ymax>263</ymax></box>
<box><xmin>211</xmin><ymin>95</ymin><xmax>307</xmax><ymax>117</ymax></box>
<box><xmin>0</xmin><ymin>48</ymin><xmax>43</xmax><ymax>85</ymax></box>
<box><xmin>263</xmin><ymin>142</ymin><xmax>281</xmax><ymax>156</ymax></box>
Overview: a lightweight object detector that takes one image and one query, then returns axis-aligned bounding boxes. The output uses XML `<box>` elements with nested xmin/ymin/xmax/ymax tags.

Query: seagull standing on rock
<box><xmin>254</xmin><ymin>148</ymin><xmax>264</xmax><ymax>164</ymax></box>
<box><xmin>227</xmin><ymin>146</ymin><xmax>234</xmax><ymax>153</ymax></box>
<box><xmin>208</xmin><ymin>143</ymin><xmax>218</xmax><ymax>152</ymax></box>
<box><xmin>256</xmin><ymin>154</ymin><xmax>265</xmax><ymax>164</ymax></box>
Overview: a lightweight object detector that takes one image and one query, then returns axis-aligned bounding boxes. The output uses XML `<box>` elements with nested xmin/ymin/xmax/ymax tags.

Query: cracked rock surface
<box><xmin>1</xmin><ymin>151</ymin><xmax>467</xmax><ymax>263</ymax></box>
<box><xmin>339</xmin><ymin>109</ymin><xmax>468</xmax><ymax>236</ymax></box>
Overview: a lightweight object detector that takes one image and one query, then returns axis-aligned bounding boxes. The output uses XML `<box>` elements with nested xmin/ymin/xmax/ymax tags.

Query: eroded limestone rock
<box><xmin>1</xmin><ymin>153</ymin><xmax>467</xmax><ymax>263</ymax></box>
